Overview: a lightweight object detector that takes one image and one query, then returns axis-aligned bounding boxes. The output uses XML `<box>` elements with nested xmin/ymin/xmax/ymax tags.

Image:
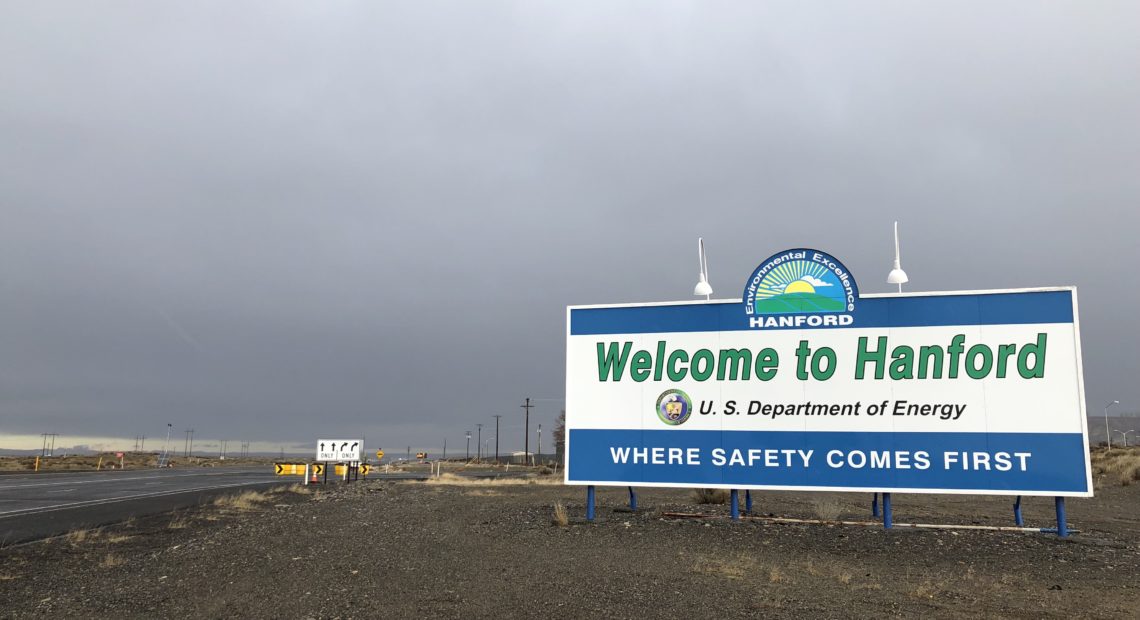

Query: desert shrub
<box><xmin>813</xmin><ymin>496</ymin><xmax>843</xmax><ymax>521</ymax></box>
<box><xmin>691</xmin><ymin>488</ymin><xmax>729</xmax><ymax>504</ymax></box>
<box><xmin>552</xmin><ymin>502</ymin><xmax>569</xmax><ymax>527</ymax></box>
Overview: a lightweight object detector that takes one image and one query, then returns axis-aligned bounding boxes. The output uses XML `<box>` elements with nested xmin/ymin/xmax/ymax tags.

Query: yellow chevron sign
<box><xmin>274</xmin><ymin>463</ymin><xmax>308</xmax><ymax>475</ymax></box>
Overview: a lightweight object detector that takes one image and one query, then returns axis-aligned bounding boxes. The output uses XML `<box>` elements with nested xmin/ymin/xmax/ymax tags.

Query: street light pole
<box><xmin>476</xmin><ymin>424</ymin><xmax>483</xmax><ymax>461</ymax></box>
<box><xmin>466</xmin><ymin>431</ymin><xmax>471</xmax><ymax>461</ymax></box>
<box><xmin>160</xmin><ymin>423</ymin><xmax>172</xmax><ymax>467</ymax></box>
<box><xmin>1105</xmin><ymin>400</ymin><xmax>1120</xmax><ymax>448</ymax></box>
<box><xmin>1114</xmin><ymin>429</ymin><xmax>1135</xmax><ymax>448</ymax></box>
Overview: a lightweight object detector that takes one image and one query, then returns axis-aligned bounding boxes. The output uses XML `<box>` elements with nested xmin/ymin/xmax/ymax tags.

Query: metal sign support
<box><xmin>882</xmin><ymin>493</ymin><xmax>893</xmax><ymax>529</ymax></box>
<box><xmin>730</xmin><ymin>489</ymin><xmax>740</xmax><ymax>521</ymax></box>
<box><xmin>1013</xmin><ymin>496</ymin><xmax>1023</xmax><ymax>526</ymax></box>
<box><xmin>627</xmin><ymin>487</ymin><xmax>637</xmax><ymax>511</ymax></box>
<box><xmin>586</xmin><ymin>485</ymin><xmax>596</xmax><ymax>521</ymax></box>
<box><xmin>1055</xmin><ymin>497</ymin><xmax>1068</xmax><ymax>538</ymax></box>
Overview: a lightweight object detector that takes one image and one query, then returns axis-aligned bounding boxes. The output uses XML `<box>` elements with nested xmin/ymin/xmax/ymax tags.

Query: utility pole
<box><xmin>537</xmin><ymin>424</ymin><xmax>542</xmax><ymax>466</ymax></box>
<box><xmin>184</xmin><ymin>429</ymin><xmax>195</xmax><ymax>457</ymax></box>
<box><xmin>493</xmin><ymin>415</ymin><xmax>502</xmax><ymax>464</ymax></box>
<box><xmin>41</xmin><ymin>433</ymin><xmax>58</xmax><ymax>458</ymax></box>
<box><xmin>466</xmin><ymin>431</ymin><xmax>471</xmax><ymax>460</ymax></box>
<box><xmin>521</xmin><ymin>398</ymin><xmax>533</xmax><ymax>464</ymax></box>
<box><xmin>443</xmin><ymin>438</ymin><xmax>447</xmax><ymax>460</ymax></box>
<box><xmin>476</xmin><ymin>424</ymin><xmax>483</xmax><ymax>460</ymax></box>
<box><xmin>140</xmin><ymin>436</ymin><xmax>145</xmax><ymax>451</ymax></box>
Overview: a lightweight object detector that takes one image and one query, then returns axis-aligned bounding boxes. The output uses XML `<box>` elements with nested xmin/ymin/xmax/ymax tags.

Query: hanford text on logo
<box><xmin>744</xmin><ymin>248</ymin><xmax>858</xmax><ymax>329</ymax></box>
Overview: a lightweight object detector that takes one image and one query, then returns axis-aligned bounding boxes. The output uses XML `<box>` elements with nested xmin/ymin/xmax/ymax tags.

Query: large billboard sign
<box><xmin>565</xmin><ymin>249</ymin><xmax>1091</xmax><ymax>496</ymax></box>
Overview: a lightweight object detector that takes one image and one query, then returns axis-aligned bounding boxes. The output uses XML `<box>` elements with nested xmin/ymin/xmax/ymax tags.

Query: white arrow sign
<box><xmin>316</xmin><ymin>438</ymin><xmax>363</xmax><ymax>462</ymax></box>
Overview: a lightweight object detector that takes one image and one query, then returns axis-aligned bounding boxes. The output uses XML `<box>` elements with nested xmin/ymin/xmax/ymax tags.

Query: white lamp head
<box><xmin>886</xmin><ymin>221</ymin><xmax>909</xmax><ymax>289</ymax></box>
<box><xmin>693</xmin><ymin>237</ymin><xmax>712</xmax><ymax>299</ymax></box>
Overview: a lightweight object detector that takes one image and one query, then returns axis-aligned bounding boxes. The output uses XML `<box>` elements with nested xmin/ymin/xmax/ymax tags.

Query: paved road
<box><xmin>0</xmin><ymin>467</ymin><xmax>290</xmax><ymax>543</ymax></box>
<box><xmin>0</xmin><ymin>466</ymin><xmax>536</xmax><ymax>543</ymax></box>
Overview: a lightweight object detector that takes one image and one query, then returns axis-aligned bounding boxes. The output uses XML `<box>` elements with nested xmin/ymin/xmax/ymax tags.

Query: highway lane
<box><xmin>0</xmin><ymin>467</ymin><xmax>292</xmax><ymax>543</ymax></box>
<box><xmin>0</xmin><ymin>466</ymin><xmax>535</xmax><ymax>543</ymax></box>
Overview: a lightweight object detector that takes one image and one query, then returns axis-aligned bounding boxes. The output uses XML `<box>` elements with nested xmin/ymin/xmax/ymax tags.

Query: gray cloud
<box><xmin>2</xmin><ymin>2</ymin><xmax>1138</xmax><ymax>451</ymax></box>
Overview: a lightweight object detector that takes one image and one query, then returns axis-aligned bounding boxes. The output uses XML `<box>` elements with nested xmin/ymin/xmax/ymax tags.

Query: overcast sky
<box><xmin>2</xmin><ymin>2</ymin><xmax>1138</xmax><ymax>454</ymax></box>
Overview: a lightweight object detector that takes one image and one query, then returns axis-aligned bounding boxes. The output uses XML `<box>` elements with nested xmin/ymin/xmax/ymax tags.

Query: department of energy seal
<box><xmin>656</xmin><ymin>389</ymin><xmax>693</xmax><ymax>426</ymax></box>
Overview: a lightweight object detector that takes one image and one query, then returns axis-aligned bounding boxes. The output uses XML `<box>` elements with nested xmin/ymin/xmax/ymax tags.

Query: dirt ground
<box><xmin>2</xmin><ymin>473</ymin><xmax>1138</xmax><ymax>619</ymax></box>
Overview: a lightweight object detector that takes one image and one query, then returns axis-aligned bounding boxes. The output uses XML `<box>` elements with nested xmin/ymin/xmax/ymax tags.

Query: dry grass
<box><xmin>691</xmin><ymin>488</ymin><xmax>730</xmax><ymax>504</ymax></box>
<box><xmin>812</xmin><ymin>496</ymin><xmax>844</xmax><ymax>521</ymax></box>
<box><xmin>693</xmin><ymin>554</ymin><xmax>758</xmax><ymax>580</ymax></box>
<box><xmin>65</xmin><ymin>528</ymin><xmax>101</xmax><ymax>545</ymax></box>
<box><xmin>768</xmin><ymin>567</ymin><xmax>786</xmax><ymax>583</ymax></box>
<box><xmin>213</xmin><ymin>490</ymin><xmax>272</xmax><ymax>511</ymax></box>
<box><xmin>289</xmin><ymin>484</ymin><xmax>313</xmax><ymax>495</ymax></box>
<box><xmin>168</xmin><ymin>515</ymin><xmax>190</xmax><ymax>530</ymax></box>
<box><xmin>837</xmin><ymin>572</ymin><xmax>853</xmax><ymax>585</ymax></box>
<box><xmin>100</xmin><ymin>553</ymin><xmax>126</xmax><ymax>568</ymax></box>
<box><xmin>419</xmin><ymin>473</ymin><xmax>561</xmax><ymax>487</ymax></box>
<box><xmin>464</xmin><ymin>489</ymin><xmax>502</xmax><ymax>497</ymax></box>
<box><xmin>1090</xmin><ymin>447</ymin><xmax>1140</xmax><ymax>486</ymax></box>
<box><xmin>552</xmin><ymin>502</ymin><xmax>569</xmax><ymax>527</ymax></box>
<box><xmin>104</xmin><ymin>534</ymin><xmax>133</xmax><ymax>544</ymax></box>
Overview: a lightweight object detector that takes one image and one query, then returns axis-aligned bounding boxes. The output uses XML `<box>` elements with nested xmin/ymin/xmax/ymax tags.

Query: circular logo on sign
<box><xmin>656</xmin><ymin>389</ymin><xmax>693</xmax><ymax>426</ymax></box>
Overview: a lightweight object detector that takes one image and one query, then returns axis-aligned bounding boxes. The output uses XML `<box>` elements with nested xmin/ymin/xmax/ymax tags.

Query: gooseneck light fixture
<box><xmin>886</xmin><ymin>221</ymin><xmax>909</xmax><ymax>293</ymax></box>
<box><xmin>693</xmin><ymin>237</ymin><xmax>712</xmax><ymax>300</ymax></box>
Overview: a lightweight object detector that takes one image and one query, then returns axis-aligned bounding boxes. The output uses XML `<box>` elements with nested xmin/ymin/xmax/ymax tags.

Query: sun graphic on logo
<box><xmin>750</xmin><ymin>258</ymin><xmax>846</xmax><ymax>314</ymax></box>
<box><xmin>783</xmin><ymin>279</ymin><xmax>816</xmax><ymax>295</ymax></box>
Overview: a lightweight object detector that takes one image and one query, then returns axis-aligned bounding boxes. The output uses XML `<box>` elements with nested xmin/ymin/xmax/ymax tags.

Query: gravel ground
<box><xmin>2</xmin><ymin>478</ymin><xmax>1138</xmax><ymax>619</ymax></box>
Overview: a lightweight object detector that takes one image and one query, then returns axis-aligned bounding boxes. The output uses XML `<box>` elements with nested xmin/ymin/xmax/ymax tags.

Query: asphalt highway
<box><xmin>0</xmin><ymin>467</ymin><xmax>290</xmax><ymax>543</ymax></box>
<box><xmin>0</xmin><ymin>466</ymin><xmax>533</xmax><ymax>543</ymax></box>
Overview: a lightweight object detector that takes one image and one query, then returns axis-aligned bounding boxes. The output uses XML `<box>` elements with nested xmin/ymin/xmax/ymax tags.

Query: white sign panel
<box><xmin>564</xmin><ymin>249</ymin><xmax>1091</xmax><ymax>497</ymax></box>
<box><xmin>316</xmin><ymin>438</ymin><xmax>363</xmax><ymax>462</ymax></box>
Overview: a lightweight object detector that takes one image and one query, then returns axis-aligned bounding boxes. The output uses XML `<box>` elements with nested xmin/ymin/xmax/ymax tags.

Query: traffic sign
<box><xmin>375</xmin><ymin>450</ymin><xmax>385</xmax><ymax>460</ymax></box>
<box><xmin>416</xmin><ymin>452</ymin><xmax>428</xmax><ymax>459</ymax></box>
<box><xmin>359</xmin><ymin>464</ymin><xmax>371</xmax><ymax>475</ymax></box>
<box><xmin>275</xmin><ymin>463</ymin><xmax>307</xmax><ymax>475</ymax></box>
<box><xmin>316</xmin><ymin>439</ymin><xmax>363</xmax><ymax>462</ymax></box>
<box><xmin>312</xmin><ymin>463</ymin><xmax>325</xmax><ymax>475</ymax></box>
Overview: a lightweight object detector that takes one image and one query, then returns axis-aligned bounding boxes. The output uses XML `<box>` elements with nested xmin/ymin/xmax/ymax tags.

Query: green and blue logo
<box><xmin>743</xmin><ymin>249</ymin><xmax>858</xmax><ymax>328</ymax></box>
<box><xmin>656</xmin><ymin>389</ymin><xmax>692</xmax><ymax>426</ymax></box>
